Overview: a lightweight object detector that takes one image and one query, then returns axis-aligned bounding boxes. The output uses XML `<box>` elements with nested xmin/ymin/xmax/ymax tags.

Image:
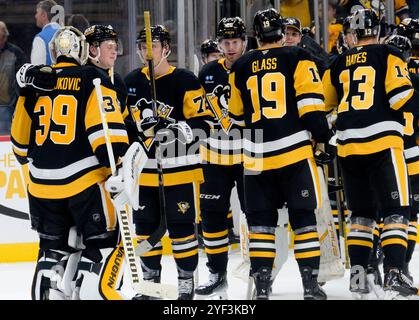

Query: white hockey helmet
<box><xmin>49</xmin><ymin>26</ymin><xmax>89</xmax><ymax>65</ymax></box>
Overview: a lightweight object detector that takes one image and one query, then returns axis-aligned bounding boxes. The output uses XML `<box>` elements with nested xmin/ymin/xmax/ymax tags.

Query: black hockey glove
<box><xmin>16</xmin><ymin>63</ymin><xmax>57</xmax><ymax>92</ymax></box>
<box><xmin>136</xmin><ymin>116</ymin><xmax>173</xmax><ymax>138</ymax></box>
<box><xmin>156</xmin><ymin>121</ymin><xmax>194</xmax><ymax>145</ymax></box>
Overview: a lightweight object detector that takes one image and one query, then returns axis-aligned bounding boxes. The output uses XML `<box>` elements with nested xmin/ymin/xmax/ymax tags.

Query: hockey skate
<box><xmin>195</xmin><ymin>268</ymin><xmax>228</xmax><ymax>300</ymax></box>
<box><xmin>366</xmin><ymin>265</ymin><xmax>385</xmax><ymax>299</ymax></box>
<box><xmin>251</xmin><ymin>267</ymin><xmax>272</xmax><ymax>300</ymax></box>
<box><xmin>383</xmin><ymin>269</ymin><xmax>418</xmax><ymax>300</ymax></box>
<box><xmin>178</xmin><ymin>277</ymin><xmax>195</xmax><ymax>300</ymax></box>
<box><xmin>300</xmin><ymin>267</ymin><xmax>327</xmax><ymax>300</ymax></box>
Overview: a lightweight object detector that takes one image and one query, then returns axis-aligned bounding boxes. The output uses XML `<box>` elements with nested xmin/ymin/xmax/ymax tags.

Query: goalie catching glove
<box><xmin>16</xmin><ymin>63</ymin><xmax>57</xmax><ymax>92</ymax></box>
<box><xmin>105</xmin><ymin>142</ymin><xmax>148</xmax><ymax>209</ymax></box>
<box><xmin>137</xmin><ymin>116</ymin><xmax>194</xmax><ymax>145</ymax></box>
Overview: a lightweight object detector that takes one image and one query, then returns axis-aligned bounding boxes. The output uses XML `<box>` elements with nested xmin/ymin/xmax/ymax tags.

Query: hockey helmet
<box><xmin>385</xmin><ymin>34</ymin><xmax>412</xmax><ymax>61</ymax></box>
<box><xmin>396</xmin><ymin>18</ymin><xmax>419</xmax><ymax>47</ymax></box>
<box><xmin>350</xmin><ymin>8</ymin><xmax>380</xmax><ymax>39</ymax></box>
<box><xmin>84</xmin><ymin>24</ymin><xmax>122</xmax><ymax>55</ymax></box>
<box><xmin>216</xmin><ymin>17</ymin><xmax>246</xmax><ymax>41</ymax></box>
<box><xmin>137</xmin><ymin>25</ymin><xmax>171</xmax><ymax>48</ymax></box>
<box><xmin>253</xmin><ymin>8</ymin><xmax>284</xmax><ymax>43</ymax></box>
<box><xmin>201</xmin><ymin>39</ymin><xmax>220</xmax><ymax>56</ymax></box>
<box><xmin>49</xmin><ymin>26</ymin><xmax>89</xmax><ymax>65</ymax></box>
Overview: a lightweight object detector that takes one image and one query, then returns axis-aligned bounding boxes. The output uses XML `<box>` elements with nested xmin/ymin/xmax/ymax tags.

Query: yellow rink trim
<box><xmin>0</xmin><ymin>237</ymin><xmax>240</xmax><ymax>262</ymax></box>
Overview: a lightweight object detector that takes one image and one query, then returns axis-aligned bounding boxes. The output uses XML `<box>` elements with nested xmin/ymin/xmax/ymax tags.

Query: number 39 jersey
<box><xmin>323</xmin><ymin>44</ymin><xmax>419</xmax><ymax>158</ymax></box>
<box><xmin>228</xmin><ymin>46</ymin><xmax>330</xmax><ymax>172</ymax></box>
<box><xmin>11</xmin><ymin>57</ymin><xmax>129</xmax><ymax>199</ymax></box>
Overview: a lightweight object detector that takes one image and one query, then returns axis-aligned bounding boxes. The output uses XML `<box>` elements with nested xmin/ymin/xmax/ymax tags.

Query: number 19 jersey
<box><xmin>228</xmin><ymin>45</ymin><xmax>329</xmax><ymax>172</ymax></box>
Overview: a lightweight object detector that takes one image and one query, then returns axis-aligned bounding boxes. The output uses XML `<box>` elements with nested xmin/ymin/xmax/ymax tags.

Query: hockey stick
<box><xmin>93</xmin><ymin>78</ymin><xmax>177</xmax><ymax>299</ymax></box>
<box><xmin>333</xmin><ymin>158</ymin><xmax>350</xmax><ymax>269</ymax></box>
<box><xmin>135</xmin><ymin>11</ymin><xmax>168</xmax><ymax>256</ymax></box>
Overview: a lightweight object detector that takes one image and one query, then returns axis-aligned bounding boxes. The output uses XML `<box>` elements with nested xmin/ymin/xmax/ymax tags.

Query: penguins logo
<box><xmin>177</xmin><ymin>201</ymin><xmax>190</xmax><ymax>214</ymax></box>
<box><xmin>130</xmin><ymin>98</ymin><xmax>175</xmax><ymax>151</ymax></box>
<box><xmin>205</xmin><ymin>84</ymin><xmax>232</xmax><ymax>133</ymax></box>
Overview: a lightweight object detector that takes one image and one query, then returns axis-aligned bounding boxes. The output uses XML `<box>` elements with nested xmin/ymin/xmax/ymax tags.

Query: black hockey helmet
<box><xmin>216</xmin><ymin>17</ymin><xmax>246</xmax><ymax>41</ymax></box>
<box><xmin>350</xmin><ymin>8</ymin><xmax>380</xmax><ymax>39</ymax></box>
<box><xmin>200</xmin><ymin>39</ymin><xmax>220</xmax><ymax>56</ymax></box>
<box><xmin>396</xmin><ymin>18</ymin><xmax>419</xmax><ymax>47</ymax></box>
<box><xmin>137</xmin><ymin>25</ymin><xmax>171</xmax><ymax>47</ymax></box>
<box><xmin>385</xmin><ymin>34</ymin><xmax>412</xmax><ymax>61</ymax></box>
<box><xmin>253</xmin><ymin>8</ymin><xmax>283</xmax><ymax>43</ymax></box>
<box><xmin>84</xmin><ymin>25</ymin><xmax>118</xmax><ymax>47</ymax></box>
<box><xmin>283</xmin><ymin>17</ymin><xmax>301</xmax><ymax>34</ymax></box>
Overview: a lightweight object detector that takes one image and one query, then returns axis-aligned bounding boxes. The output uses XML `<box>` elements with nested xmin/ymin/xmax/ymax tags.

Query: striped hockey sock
<box><xmin>248</xmin><ymin>226</ymin><xmax>276</xmax><ymax>273</ymax></box>
<box><xmin>347</xmin><ymin>217</ymin><xmax>374</xmax><ymax>268</ymax></box>
<box><xmin>381</xmin><ymin>215</ymin><xmax>408</xmax><ymax>269</ymax></box>
<box><xmin>293</xmin><ymin>226</ymin><xmax>321</xmax><ymax>271</ymax></box>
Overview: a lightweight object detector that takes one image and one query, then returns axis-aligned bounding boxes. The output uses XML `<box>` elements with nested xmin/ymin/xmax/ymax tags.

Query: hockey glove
<box><xmin>136</xmin><ymin>116</ymin><xmax>173</xmax><ymax>138</ymax></box>
<box><xmin>16</xmin><ymin>63</ymin><xmax>57</xmax><ymax>92</ymax></box>
<box><xmin>156</xmin><ymin>121</ymin><xmax>194</xmax><ymax>145</ymax></box>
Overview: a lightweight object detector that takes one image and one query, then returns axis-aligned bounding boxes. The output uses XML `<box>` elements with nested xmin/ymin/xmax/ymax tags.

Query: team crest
<box><xmin>177</xmin><ymin>201</ymin><xmax>190</xmax><ymax>214</ymax></box>
<box><xmin>130</xmin><ymin>98</ymin><xmax>175</xmax><ymax>151</ymax></box>
<box><xmin>206</xmin><ymin>84</ymin><xmax>232</xmax><ymax>133</ymax></box>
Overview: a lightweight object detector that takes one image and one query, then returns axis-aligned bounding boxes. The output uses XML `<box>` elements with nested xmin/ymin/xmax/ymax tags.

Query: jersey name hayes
<box><xmin>252</xmin><ymin>57</ymin><xmax>278</xmax><ymax>73</ymax></box>
<box><xmin>53</xmin><ymin>77</ymin><xmax>81</xmax><ymax>91</ymax></box>
<box><xmin>346</xmin><ymin>52</ymin><xmax>367</xmax><ymax>67</ymax></box>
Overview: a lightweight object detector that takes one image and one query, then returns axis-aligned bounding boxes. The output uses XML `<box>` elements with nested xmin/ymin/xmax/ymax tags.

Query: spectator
<box><xmin>0</xmin><ymin>21</ymin><xmax>26</xmax><ymax>135</ymax></box>
<box><xmin>66</xmin><ymin>14</ymin><xmax>90</xmax><ymax>33</ymax></box>
<box><xmin>283</xmin><ymin>17</ymin><xmax>302</xmax><ymax>46</ymax></box>
<box><xmin>31</xmin><ymin>0</ymin><xmax>60</xmax><ymax>65</ymax></box>
<box><xmin>280</xmin><ymin>0</ymin><xmax>312</xmax><ymax>28</ymax></box>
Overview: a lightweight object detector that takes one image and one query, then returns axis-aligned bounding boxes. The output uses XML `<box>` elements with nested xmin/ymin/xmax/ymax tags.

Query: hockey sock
<box><xmin>248</xmin><ymin>226</ymin><xmax>276</xmax><ymax>273</ymax></box>
<box><xmin>171</xmin><ymin>234</ymin><xmax>199</xmax><ymax>273</ymax></box>
<box><xmin>202</xmin><ymin>225</ymin><xmax>229</xmax><ymax>272</ymax></box>
<box><xmin>406</xmin><ymin>219</ymin><xmax>418</xmax><ymax>264</ymax></box>
<box><xmin>368</xmin><ymin>221</ymin><xmax>382</xmax><ymax>268</ymax></box>
<box><xmin>293</xmin><ymin>225</ymin><xmax>321</xmax><ymax>271</ymax></box>
<box><xmin>227</xmin><ymin>209</ymin><xmax>234</xmax><ymax>229</ymax></box>
<box><xmin>347</xmin><ymin>216</ymin><xmax>375</xmax><ymax>269</ymax></box>
<box><xmin>381</xmin><ymin>215</ymin><xmax>408</xmax><ymax>270</ymax></box>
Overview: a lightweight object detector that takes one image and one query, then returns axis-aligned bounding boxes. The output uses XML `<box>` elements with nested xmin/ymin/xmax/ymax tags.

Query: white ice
<box><xmin>1</xmin><ymin>248</ymin><xmax>418</xmax><ymax>300</ymax></box>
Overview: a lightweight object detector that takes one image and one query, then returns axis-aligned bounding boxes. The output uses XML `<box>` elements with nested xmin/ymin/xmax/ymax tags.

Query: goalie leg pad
<box><xmin>74</xmin><ymin>247</ymin><xmax>126</xmax><ymax>300</ymax></box>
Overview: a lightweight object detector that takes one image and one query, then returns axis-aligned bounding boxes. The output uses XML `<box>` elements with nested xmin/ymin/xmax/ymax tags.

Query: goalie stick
<box><xmin>93</xmin><ymin>77</ymin><xmax>176</xmax><ymax>299</ymax></box>
<box><xmin>134</xmin><ymin>11</ymin><xmax>168</xmax><ymax>256</ymax></box>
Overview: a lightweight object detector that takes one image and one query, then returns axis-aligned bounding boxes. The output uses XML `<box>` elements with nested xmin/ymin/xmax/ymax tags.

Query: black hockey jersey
<box><xmin>228</xmin><ymin>46</ymin><xmax>330</xmax><ymax>172</ymax></box>
<box><xmin>323</xmin><ymin>44</ymin><xmax>419</xmax><ymax>158</ymax></box>
<box><xmin>125</xmin><ymin>66</ymin><xmax>215</xmax><ymax>187</ymax></box>
<box><xmin>199</xmin><ymin>58</ymin><xmax>242</xmax><ymax>166</ymax></box>
<box><xmin>11</xmin><ymin>56</ymin><xmax>129</xmax><ymax>199</ymax></box>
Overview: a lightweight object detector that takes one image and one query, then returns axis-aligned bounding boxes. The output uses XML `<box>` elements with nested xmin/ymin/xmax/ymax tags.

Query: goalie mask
<box><xmin>50</xmin><ymin>26</ymin><xmax>89</xmax><ymax>65</ymax></box>
<box><xmin>84</xmin><ymin>24</ymin><xmax>123</xmax><ymax>56</ymax></box>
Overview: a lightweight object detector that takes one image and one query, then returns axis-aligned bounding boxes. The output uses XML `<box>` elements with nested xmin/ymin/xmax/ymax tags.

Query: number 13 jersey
<box><xmin>323</xmin><ymin>44</ymin><xmax>419</xmax><ymax>158</ymax></box>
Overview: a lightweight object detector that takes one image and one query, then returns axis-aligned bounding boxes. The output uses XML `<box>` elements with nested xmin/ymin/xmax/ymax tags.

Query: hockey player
<box><xmin>84</xmin><ymin>24</ymin><xmax>137</xmax><ymax>141</ymax></box>
<box><xmin>195</xmin><ymin>16</ymin><xmax>247</xmax><ymax>298</ymax></box>
<box><xmin>323</xmin><ymin>9</ymin><xmax>419</xmax><ymax>299</ymax></box>
<box><xmin>125</xmin><ymin>25</ymin><xmax>215</xmax><ymax>300</ymax></box>
<box><xmin>228</xmin><ymin>8</ymin><xmax>332</xmax><ymax>300</ymax></box>
<box><xmin>11</xmin><ymin>26</ymin><xmax>130</xmax><ymax>300</ymax></box>
<box><xmin>200</xmin><ymin>39</ymin><xmax>222</xmax><ymax>65</ymax></box>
